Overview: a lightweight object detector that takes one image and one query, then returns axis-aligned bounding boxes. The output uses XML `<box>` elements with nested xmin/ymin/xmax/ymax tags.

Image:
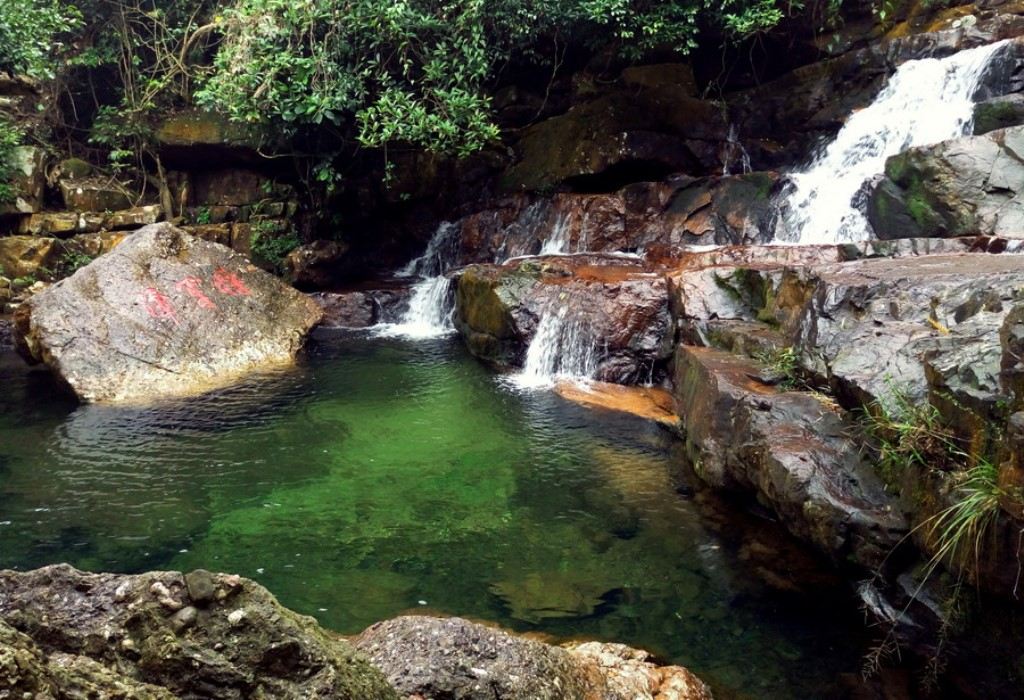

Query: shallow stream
<box><xmin>0</xmin><ymin>331</ymin><xmax>866</xmax><ymax>698</ymax></box>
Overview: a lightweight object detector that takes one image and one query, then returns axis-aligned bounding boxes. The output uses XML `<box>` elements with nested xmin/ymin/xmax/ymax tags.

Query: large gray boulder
<box><xmin>868</xmin><ymin>125</ymin><xmax>1024</xmax><ymax>239</ymax></box>
<box><xmin>14</xmin><ymin>223</ymin><xmax>323</xmax><ymax>403</ymax></box>
<box><xmin>0</xmin><ymin>566</ymin><xmax>712</xmax><ymax>700</ymax></box>
<box><xmin>354</xmin><ymin>616</ymin><xmax>712</xmax><ymax>700</ymax></box>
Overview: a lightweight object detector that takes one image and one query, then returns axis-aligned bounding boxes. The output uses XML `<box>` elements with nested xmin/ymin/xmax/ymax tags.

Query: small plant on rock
<box><xmin>924</xmin><ymin>459</ymin><xmax>1005</xmax><ymax>581</ymax></box>
<box><xmin>861</xmin><ymin>383</ymin><xmax>958</xmax><ymax>490</ymax></box>
<box><xmin>57</xmin><ymin>249</ymin><xmax>95</xmax><ymax>277</ymax></box>
<box><xmin>249</xmin><ymin>220</ymin><xmax>300</xmax><ymax>274</ymax></box>
<box><xmin>754</xmin><ymin>345</ymin><xmax>804</xmax><ymax>391</ymax></box>
<box><xmin>861</xmin><ymin>381</ymin><xmax>1018</xmax><ymax>683</ymax></box>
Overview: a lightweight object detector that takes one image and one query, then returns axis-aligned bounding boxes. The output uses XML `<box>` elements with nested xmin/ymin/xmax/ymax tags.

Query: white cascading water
<box><xmin>722</xmin><ymin>124</ymin><xmax>752</xmax><ymax>176</ymax></box>
<box><xmin>509</xmin><ymin>307</ymin><xmax>599</xmax><ymax>389</ymax></box>
<box><xmin>539</xmin><ymin>211</ymin><xmax>572</xmax><ymax>255</ymax></box>
<box><xmin>779</xmin><ymin>40</ymin><xmax>1008</xmax><ymax>244</ymax></box>
<box><xmin>380</xmin><ymin>222</ymin><xmax>459</xmax><ymax>338</ymax></box>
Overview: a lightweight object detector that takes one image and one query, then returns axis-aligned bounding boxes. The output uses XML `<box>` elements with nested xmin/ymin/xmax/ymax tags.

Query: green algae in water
<box><xmin>0</xmin><ymin>333</ymin><xmax>864</xmax><ymax>698</ymax></box>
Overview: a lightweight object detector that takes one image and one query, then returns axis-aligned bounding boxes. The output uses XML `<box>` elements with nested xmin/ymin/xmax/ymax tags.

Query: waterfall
<box><xmin>539</xmin><ymin>211</ymin><xmax>572</xmax><ymax>255</ymax></box>
<box><xmin>380</xmin><ymin>222</ymin><xmax>459</xmax><ymax>338</ymax></box>
<box><xmin>778</xmin><ymin>40</ymin><xmax>1008</xmax><ymax>244</ymax></box>
<box><xmin>510</xmin><ymin>307</ymin><xmax>598</xmax><ymax>389</ymax></box>
<box><xmin>396</xmin><ymin>221</ymin><xmax>459</xmax><ymax>278</ymax></box>
<box><xmin>722</xmin><ymin>124</ymin><xmax>752</xmax><ymax>176</ymax></box>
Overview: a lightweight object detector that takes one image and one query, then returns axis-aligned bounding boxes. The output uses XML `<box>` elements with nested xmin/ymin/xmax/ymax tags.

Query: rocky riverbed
<box><xmin>0</xmin><ymin>565</ymin><xmax>711</xmax><ymax>700</ymax></box>
<box><xmin>2</xmin><ymin>0</ymin><xmax>1024</xmax><ymax>696</ymax></box>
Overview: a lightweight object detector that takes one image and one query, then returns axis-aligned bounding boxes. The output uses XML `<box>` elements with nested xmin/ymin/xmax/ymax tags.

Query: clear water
<box><xmin>0</xmin><ymin>334</ymin><xmax>865</xmax><ymax>698</ymax></box>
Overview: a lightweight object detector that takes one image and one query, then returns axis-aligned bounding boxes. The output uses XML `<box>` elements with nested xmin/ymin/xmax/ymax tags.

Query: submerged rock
<box><xmin>14</xmin><ymin>223</ymin><xmax>323</xmax><ymax>403</ymax></box>
<box><xmin>354</xmin><ymin>616</ymin><xmax>712</xmax><ymax>700</ymax></box>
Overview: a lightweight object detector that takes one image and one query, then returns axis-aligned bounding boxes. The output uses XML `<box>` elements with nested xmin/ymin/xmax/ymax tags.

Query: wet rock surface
<box><xmin>354</xmin><ymin>616</ymin><xmax>712</xmax><ymax>700</ymax></box>
<box><xmin>455</xmin><ymin>255</ymin><xmax>672</xmax><ymax>383</ymax></box>
<box><xmin>446</xmin><ymin>173</ymin><xmax>783</xmax><ymax>268</ymax></box>
<box><xmin>868</xmin><ymin>125</ymin><xmax>1024</xmax><ymax>239</ymax></box>
<box><xmin>311</xmin><ymin>287</ymin><xmax>412</xmax><ymax>328</ymax></box>
<box><xmin>14</xmin><ymin>223</ymin><xmax>323</xmax><ymax>403</ymax></box>
<box><xmin>672</xmin><ymin>345</ymin><xmax>907</xmax><ymax>568</ymax></box>
<box><xmin>973</xmin><ymin>92</ymin><xmax>1024</xmax><ymax>134</ymax></box>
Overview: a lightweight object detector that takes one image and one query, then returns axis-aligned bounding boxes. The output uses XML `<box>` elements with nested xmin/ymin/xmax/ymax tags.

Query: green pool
<box><xmin>0</xmin><ymin>331</ymin><xmax>865</xmax><ymax>698</ymax></box>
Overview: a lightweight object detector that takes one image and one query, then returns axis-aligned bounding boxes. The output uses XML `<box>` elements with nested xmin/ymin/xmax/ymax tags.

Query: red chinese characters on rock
<box><xmin>141</xmin><ymin>268</ymin><xmax>253</xmax><ymax>325</ymax></box>
<box><xmin>212</xmin><ymin>267</ymin><xmax>252</xmax><ymax>297</ymax></box>
<box><xmin>140</xmin><ymin>287</ymin><xmax>179</xmax><ymax>325</ymax></box>
<box><xmin>174</xmin><ymin>276</ymin><xmax>217</xmax><ymax>310</ymax></box>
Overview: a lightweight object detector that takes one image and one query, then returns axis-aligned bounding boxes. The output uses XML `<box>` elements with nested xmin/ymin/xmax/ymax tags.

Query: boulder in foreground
<box><xmin>14</xmin><ymin>223</ymin><xmax>323</xmax><ymax>403</ymax></box>
<box><xmin>0</xmin><ymin>565</ymin><xmax>713</xmax><ymax>700</ymax></box>
<box><xmin>0</xmin><ymin>565</ymin><xmax>397</xmax><ymax>700</ymax></box>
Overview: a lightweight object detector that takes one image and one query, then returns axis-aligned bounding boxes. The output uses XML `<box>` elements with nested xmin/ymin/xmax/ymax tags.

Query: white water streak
<box><xmin>510</xmin><ymin>308</ymin><xmax>598</xmax><ymax>390</ymax></box>
<box><xmin>780</xmin><ymin>40</ymin><xmax>1008</xmax><ymax>244</ymax></box>
<box><xmin>379</xmin><ymin>223</ymin><xmax>458</xmax><ymax>338</ymax></box>
<box><xmin>539</xmin><ymin>211</ymin><xmax>572</xmax><ymax>255</ymax></box>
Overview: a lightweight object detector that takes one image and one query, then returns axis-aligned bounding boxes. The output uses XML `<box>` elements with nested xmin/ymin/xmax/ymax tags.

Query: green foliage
<box><xmin>249</xmin><ymin>219</ymin><xmax>300</xmax><ymax>272</ymax></box>
<box><xmin>194</xmin><ymin>206</ymin><xmax>213</xmax><ymax>225</ymax></box>
<box><xmin>56</xmin><ymin>246</ymin><xmax>95</xmax><ymax>277</ymax></box>
<box><xmin>862</xmin><ymin>383</ymin><xmax>958</xmax><ymax>490</ymax></box>
<box><xmin>0</xmin><ymin>0</ymin><xmax>80</xmax><ymax>79</ymax></box>
<box><xmin>0</xmin><ymin>115</ymin><xmax>24</xmax><ymax>204</ymax></box>
<box><xmin>925</xmin><ymin>460</ymin><xmax>1004</xmax><ymax>577</ymax></box>
<box><xmin>11</xmin><ymin>273</ymin><xmax>39</xmax><ymax>288</ymax></box>
<box><xmin>720</xmin><ymin>0</ymin><xmax>798</xmax><ymax>38</ymax></box>
<box><xmin>200</xmin><ymin>0</ymin><xmax>815</xmax><ymax>157</ymax></box>
<box><xmin>754</xmin><ymin>345</ymin><xmax>803</xmax><ymax>390</ymax></box>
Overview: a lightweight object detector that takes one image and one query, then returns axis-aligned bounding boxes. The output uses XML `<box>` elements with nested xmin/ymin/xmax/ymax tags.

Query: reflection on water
<box><xmin>0</xmin><ymin>333</ymin><xmax>864</xmax><ymax>698</ymax></box>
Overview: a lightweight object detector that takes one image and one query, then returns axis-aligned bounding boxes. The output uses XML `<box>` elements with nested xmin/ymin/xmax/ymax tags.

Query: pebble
<box><xmin>170</xmin><ymin>606</ymin><xmax>198</xmax><ymax>634</ymax></box>
<box><xmin>114</xmin><ymin>581</ymin><xmax>132</xmax><ymax>602</ymax></box>
<box><xmin>159</xmin><ymin>596</ymin><xmax>184</xmax><ymax>612</ymax></box>
<box><xmin>227</xmin><ymin>609</ymin><xmax>246</xmax><ymax>626</ymax></box>
<box><xmin>185</xmin><ymin>569</ymin><xmax>216</xmax><ymax>605</ymax></box>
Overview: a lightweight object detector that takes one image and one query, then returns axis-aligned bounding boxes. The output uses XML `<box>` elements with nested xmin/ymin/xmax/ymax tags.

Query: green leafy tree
<box><xmin>199</xmin><ymin>0</ymin><xmax>820</xmax><ymax>158</ymax></box>
<box><xmin>0</xmin><ymin>0</ymin><xmax>80</xmax><ymax>79</ymax></box>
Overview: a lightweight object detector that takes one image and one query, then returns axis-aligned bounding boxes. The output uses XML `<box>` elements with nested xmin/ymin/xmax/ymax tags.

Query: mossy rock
<box><xmin>973</xmin><ymin>94</ymin><xmax>1024</xmax><ymax>136</ymax></box>
<box><xmin>0</xmin><ymin>565</ymin><xmax>398</xmax><ymax>699</ymax></box>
